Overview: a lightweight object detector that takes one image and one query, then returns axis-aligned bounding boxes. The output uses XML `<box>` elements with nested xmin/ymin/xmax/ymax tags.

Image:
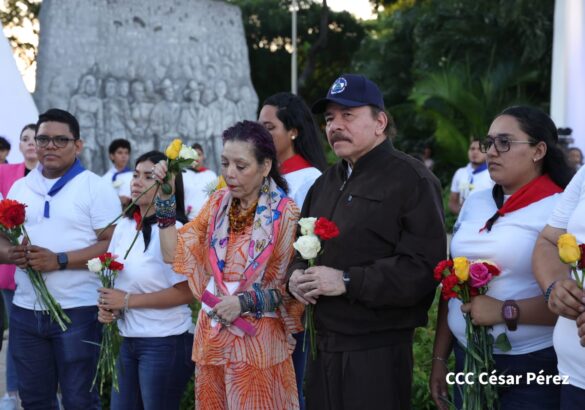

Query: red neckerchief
<box><xmin>280</xmin><ymin>154</ymin><xmax>312</xmax><ymax>175</ymax></box>
<box><xmin>480</xmin><ymin>174</ymin><xmax>563</xmax><ymax>232</ymax></box>
<box><xmin>133</xmin><ymin>208</ymin><xmax>142</xmax><ymax>230</ymax></box>
<box><xmin>196</xmin><ymin>167</ymin><xmax>208</xmax><ymax>172</ymax></box>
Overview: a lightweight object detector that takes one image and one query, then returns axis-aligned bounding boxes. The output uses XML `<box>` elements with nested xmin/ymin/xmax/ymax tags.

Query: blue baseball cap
<box><xmin>311</xmin><ymin>74</ymin><xmax>385</xmax><ymax>114</ymax></box>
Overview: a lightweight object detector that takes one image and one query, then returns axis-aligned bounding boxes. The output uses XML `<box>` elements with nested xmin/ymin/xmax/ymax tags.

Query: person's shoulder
<box><xmin>387</xmin><ymin>148</ymin><xmax>441</xmax><ymax>184</ymax></box>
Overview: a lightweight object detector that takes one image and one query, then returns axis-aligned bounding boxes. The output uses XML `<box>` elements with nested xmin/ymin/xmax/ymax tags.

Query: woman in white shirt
<box><xmin>258</xmin><ymin>92</ymin><xmax>327</xmax><ymax>409</ymax></box>
<box><xmin>430</xmin><ymin>106</ymin><xmax>575</xmax><ymax>409</ymax></box>
<box><xmin>534</xmin><ymin>155</ymin><xmax>585</xmax><ymax>409</ymax></box>
<box><xmin>97</xmin><ymin>151</ymin><xmax>194</xmax><ymax>410</ymax></box>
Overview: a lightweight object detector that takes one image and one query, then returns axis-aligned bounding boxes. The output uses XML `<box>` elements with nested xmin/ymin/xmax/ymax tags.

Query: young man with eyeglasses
<box><xmin>448</xmin><ymin>138</ymin><xmax>494</xmax><ymax>215</ymax></box>
<box><xmin>0</xmin><ymin>108</ymin><xmax>121</xmax><ymax>408</ymax></box>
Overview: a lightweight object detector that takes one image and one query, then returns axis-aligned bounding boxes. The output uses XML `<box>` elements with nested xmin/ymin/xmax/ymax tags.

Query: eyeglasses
<box><xmin>34</xmin><ymin>135</ymin><xmax>77</xmax><ymax>148</ymax></box>
<box><xmin>479</xmin><ymin>136</ymin><xmax>535</xmax><ymax>153</ymax></box>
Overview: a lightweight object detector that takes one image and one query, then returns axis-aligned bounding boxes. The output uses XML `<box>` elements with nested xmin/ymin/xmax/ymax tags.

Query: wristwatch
<box><xmin>342</xmin><ymin>271</ymin><xmax>351</xmax><ymax>289</ymax></box>
<box><xmin>56</xmin><ymin>252</ymin><xmax>68</xmax><ymax>270</ymax></box>
<box><xmin>502</xmin><ymin>300</ymin><xmax>520</xmax><ymax>331</ymax></box>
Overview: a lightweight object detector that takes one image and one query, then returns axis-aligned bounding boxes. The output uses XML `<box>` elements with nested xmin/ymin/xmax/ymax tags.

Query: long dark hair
<box><xmin>124</xmin><ymin>150</ymin><xmax>188</xmax><ymax>224</ymax></box>
<box><xmin>485</xmin><ymin>106</ymin><xmax>575</xmax><ymax>231</ymax></box>
<box><xmin>222</xmin><ymin>120</ymin><xmax>288</xmax><ymax>193</ymax></box>
<box><xmin>262</xmin><ymin>92</ymin><xmax>327</xmax><ymax>171</ymax></box>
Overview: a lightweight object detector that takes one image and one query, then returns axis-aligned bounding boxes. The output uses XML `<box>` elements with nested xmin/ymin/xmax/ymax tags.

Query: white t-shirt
<box><xmin>547</xmin><ymin>166</ymin><xmax>585</xmax><ymax>389</ymax></box>
<box><xmin>283</xmin><ymin>167</ymin><xmax>321</xmax><ymax>210</ymax></box>
<box><xmin>8</xmin><ymin>169</ymin><xmax>121</xmax><ymax>309</ymax></box>
<box><xmin>182</xmin><ymin>168</ymin><xmax>218</xmax><ymax>220</ymax></box>
<box><xmin>102</xmin><ymin>167</ymin><xmax>132</xmax><ymax>198</ymax></box>
<box><xmin>107</xmin><ymin>217</ymin><xmax>192</xmax><ymax>337</ymax></box>
<box><xmin>448</xmin><ymin>189</ymin><xmax>560</xmax><ymax>354</ymax></box>
<box><xmin>450</xmin><ymin>163</ymin><xmax>494</xmax><ymax>203</ymax></box>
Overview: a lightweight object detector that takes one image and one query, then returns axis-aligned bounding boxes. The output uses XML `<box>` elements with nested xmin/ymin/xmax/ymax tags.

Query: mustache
<box><xmin>329</xmin><ymin>132</ymin><xmax>351</xmax><ymax>144</ymax></box>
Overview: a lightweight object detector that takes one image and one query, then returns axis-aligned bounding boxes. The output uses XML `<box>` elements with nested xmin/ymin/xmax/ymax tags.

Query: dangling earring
<box><xmin>261</xmin><ymin>177</ymin><xmax>270</xmax><ymax>194</ymax></box>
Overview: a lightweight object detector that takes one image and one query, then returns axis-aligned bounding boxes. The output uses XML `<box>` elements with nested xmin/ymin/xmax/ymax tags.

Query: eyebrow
<box><xmin>486</xmin><ymin>133</ymin><xmax>512</xmax><ymax>138</ymax></box>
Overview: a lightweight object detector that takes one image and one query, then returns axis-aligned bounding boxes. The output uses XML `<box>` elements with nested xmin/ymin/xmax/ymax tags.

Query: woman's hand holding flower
<box><xmin>152</xmin><ymin>160</ymin><xmax>175</xmax><ymax>199</ymax></box>
<box><xmin>98</xmin><ymin>287</ymin><xmax>127</xmax><ymax>310</ymax></box>
<box><xmin>97</xmin><ymin>307</ymin><xmax>120</xmax><ymax>324</ymax></box>
<box><xmin>460</xmin><ymin>295</ymin><xmax>503</xmax><ymax>326</ymax></box>
<box><xmin>547</xmin><ymin>278</ymin><xmax>585</xmax><ymax>319</ymax></box>
<box><xmin>213</xmin><ymin>295</ymin><xmax>241</xmax><ymax>324</ymax></box>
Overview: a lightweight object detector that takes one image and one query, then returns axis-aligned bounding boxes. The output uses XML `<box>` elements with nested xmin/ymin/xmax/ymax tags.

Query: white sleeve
<box><xmin>548</xmin><ymin>168</ymin><xmax>585</xmax><ymax>229</ymax></box>
<box><xmin>89</xmin><ymin>176</ymin><xmax>123</xmax><ymax>230</ymax></box>
<box><xmin>450</xmin><ymin>168</ymin><xmax>464</xmax><ymax>193</ymax></box>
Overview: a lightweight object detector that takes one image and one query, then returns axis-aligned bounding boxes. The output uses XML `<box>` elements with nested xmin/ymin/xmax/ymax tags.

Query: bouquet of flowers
<box><xmin>293</xmin><ymin>217</ymin><xmax>340</xmax><ymax>359</ymax></box>
<box><xmin>99</xmin><ymin>139</ymin><xmax>199</xmax><ymax>258</ymax></box>
<box><xmin>0</xmin><ymin>199</ymin><xmax>71</xmax><ymax>331</ymax></box>
<box><xmin>87</xmin><ymin>252</ymin><xmax>124</xmax><ymax>393</ymax></box>
<box><xmin>434</xmin><ymin>257</ymin><xmax>509</xmax><ymax>410</ymax></box>
<box><xmin>557</xmin><ymin>233</ymin><xmax>585</xmax><ymax>288</ymax></box>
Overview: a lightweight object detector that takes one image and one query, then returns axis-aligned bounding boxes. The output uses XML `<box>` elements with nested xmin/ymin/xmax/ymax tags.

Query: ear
<box><xmin>288</xmin><ymin>127</ymin><xmax>299</xmax><ymax>141</ymax></box>
<box><xmin>75</xmin><ymin>139</ymin><xmax>84</xmax><ymax>156</ymax></box>
<box><xmin>375</xmin><ymin>111</ymin><xmax>388</xmax><ymax>138</ymax></box>
<box><xmin>262</xmin><ymin>158</ymin><xmax>272</xmax><ymax>177</ymax></box>
<box><xmin>533</xmin><ymin>141</ymin><xmax>547</xmax><ymax>163</ymax></box>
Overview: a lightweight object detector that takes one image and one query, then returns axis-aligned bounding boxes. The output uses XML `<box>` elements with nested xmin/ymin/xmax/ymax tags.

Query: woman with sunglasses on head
<box><xmin>96</xmin><ymin>151</ymin><xmax>195</xmax><ymax>410</ymax></box>
<box><xmin>258</xmin><ymin>92</ymin><xmax>327</xmax><ymax>408</ymax></box>
<box><xmin>430</xmin><ymin>106</ymin><xmax>574</xmax><ymax>410</ymax></box>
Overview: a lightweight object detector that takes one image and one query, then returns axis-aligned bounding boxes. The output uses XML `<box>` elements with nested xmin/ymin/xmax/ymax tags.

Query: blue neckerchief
<box><xmin>470</xmin><ymin>162</ymin><xmax>488</xmax><ymax>184</ymax></box>
<box><xmin>44</xmin><ymin>158</ymin><xmax>86</xmax><ymax>218</ymax></box>
<box><xmin>112</xmin><ymin>166</ymin><xmax>131</xmax><ymax>181</ymax></box>
<box><xmin>472</xmin><ymin>162</ymin><xmax>488</xmax><ymax>174</ymax></box>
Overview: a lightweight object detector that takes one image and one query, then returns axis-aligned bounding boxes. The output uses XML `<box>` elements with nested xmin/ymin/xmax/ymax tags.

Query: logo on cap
<box><xmin>330</xmin><ymin>77</ymin><xmax>347</xmax><ymax>95</ymax></box>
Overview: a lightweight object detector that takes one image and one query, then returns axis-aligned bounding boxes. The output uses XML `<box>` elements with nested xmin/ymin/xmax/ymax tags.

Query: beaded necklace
<box><xmin>228</xmin><ymin>198</ymin><xmax>258</xmax><ymax>234</ymax></box>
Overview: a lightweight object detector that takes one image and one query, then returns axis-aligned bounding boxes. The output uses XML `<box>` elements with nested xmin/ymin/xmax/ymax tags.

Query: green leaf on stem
<box><xmin>494</xmin><ymin>332</ymin><xmax>511</xmax><ymax>352</ymax></box>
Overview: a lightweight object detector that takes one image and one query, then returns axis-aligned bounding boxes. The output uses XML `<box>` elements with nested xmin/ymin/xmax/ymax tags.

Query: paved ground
<box><xmin>0</xmin><ymin>332</ymin><xmax>7</xmax><ymax>397</ymax></box>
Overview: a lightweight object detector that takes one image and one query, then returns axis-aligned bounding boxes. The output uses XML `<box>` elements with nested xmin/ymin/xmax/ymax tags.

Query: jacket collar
<box><xmin>336</xmin><ymin>139</ymin><xmax>393</xmax><ymax>179</ymax></box>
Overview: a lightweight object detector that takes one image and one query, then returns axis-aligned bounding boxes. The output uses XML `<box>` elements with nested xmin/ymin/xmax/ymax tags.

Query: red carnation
<box><xmin>99</xmin><ymin>252</ymin><xmax>113</xmax><ymax>263</ymax></box>
<box><xmin>0</xmin><ymin>199</ymin><xmax>27</xmax><ymax>230</ymax></box>
<box><xmin>578</xmin><ymin>244</ymin><xmax>585</xmax><ymax>270</ymax></box>
<box><xmin>314</xmin><ymin>217</ymin><xmax>339</xmax><ymax>240</ymax></box>
<box><xmin>441</xmin><ymin>273</ymin><xmax>460</xmax><ymax>300</ymax></box>
<box><xmin>108</xmin><ymin>261</ymin><xmax>124</xmax><ymax>271</ymax></box>
<box><xmin>483</xmin><ymin>262</ymin><xmax>501</xmax><ymax>277</ymax></box>
<box><xmin>434</xmin><ymin>259</ymin><xmax>453</xmax><ymax>281</ymax></box>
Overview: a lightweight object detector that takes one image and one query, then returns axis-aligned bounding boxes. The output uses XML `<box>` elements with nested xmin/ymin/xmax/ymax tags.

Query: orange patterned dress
<box><xmin>174</xmin><ymin>189</ymin><xmax>303</xmax><ymax>410</ymax></box>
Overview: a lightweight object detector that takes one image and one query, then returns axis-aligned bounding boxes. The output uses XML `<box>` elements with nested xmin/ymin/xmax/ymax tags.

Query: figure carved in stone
<box><xmin>128</xmin><ymin>80</ymin><xmax>154</xmax><ymax>151</ymax></box>
<box><xmin>237</xmin><ymin>85</ymin><xmax>258</xmax><ymax>120</ymax></box>
<box><xmin>209</xmin><ymin>80</ymin><xmax>239</xmax><ymax>167</ymax></box>
<box><xmin>148</xmin><ymin>78</ymin><xmax>181</xmax><ymax>150</ymax></box>
<box><xmin>197</xmin><ymin>88</ymin><xmax>217</xmax><ymax>170</ymax></box>
<box><xmin>103</xmin><ymin>77</ymin><xmax>129</xmax><ymax>146</ymax></box>
<box><xmin>178</xmin><ymin>80</ymin><xmax>202</xmax><ymax>142</ymax></box>
<box><xmin>69</xmin><ymin>73</ymin><xmax>104</xmax><ymax>170</ymax></box>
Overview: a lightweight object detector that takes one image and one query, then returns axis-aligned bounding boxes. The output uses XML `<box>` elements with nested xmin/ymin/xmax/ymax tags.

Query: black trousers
<box><xmin>305</xmin><ymin>342</ymin><xmax>413</xmax><ymax>410</ymax></box>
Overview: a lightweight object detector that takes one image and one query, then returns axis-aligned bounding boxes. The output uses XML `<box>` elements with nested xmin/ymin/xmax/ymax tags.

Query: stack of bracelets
<box><xmin>155</xmin><ymin>195</ymin><xmax>177</xmax><ymax>229</ymax></box>
<box><xmin>238</xmin><ymin>283</ymin><xmax>283</xmax><ymax>319</ymax></box>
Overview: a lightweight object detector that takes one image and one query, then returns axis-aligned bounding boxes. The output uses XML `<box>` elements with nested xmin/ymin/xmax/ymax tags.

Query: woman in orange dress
<box><xmin>155</xmin><ymin>120</ymin><xmax>303</xmax><ymax>409</ymax></box>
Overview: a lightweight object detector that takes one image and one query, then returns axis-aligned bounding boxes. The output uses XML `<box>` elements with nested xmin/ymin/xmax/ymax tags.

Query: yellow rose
<box><xmin>558</xmin><ymin>233</ymin><xmax>581</xmax><ymax>264</ymax></box>
<box><xmin>215</xmin><ymin>175</ymin><xmax>227</xmax><ymax>190</ymax></box>
<box><xmin>165</xmin><ymin>139</ymin><xmax>183</xmax><ymax>160</ymax></box>
<box><xmin>453</xmin><ymin>257</ymin><xmax>470</xmax><ymax>282</ymax></box>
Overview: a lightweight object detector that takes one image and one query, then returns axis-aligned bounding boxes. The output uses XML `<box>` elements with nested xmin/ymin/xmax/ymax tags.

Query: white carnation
<box><xmin>298</xmin><ymin>217</ymin><xmax>317</xmax><ymax>236</ymax></box>
<box><xmin>112</xmin><ymin>179</ymin><xmax>123</xmax><ymax>189</ymax></box>
<box><xmin>87</xmin><ymin>258</ymin><xmax>103</xmax><ymax>273</ymax></box>
<box><xmin>179</xmin><ymin>146</ymin><xmax>199</xmax><ymax>162</ymax></box>
<box><xmin>293</xmin><ymin>235</ymin><xmax>321</xmax><ymax>260</ymax></box>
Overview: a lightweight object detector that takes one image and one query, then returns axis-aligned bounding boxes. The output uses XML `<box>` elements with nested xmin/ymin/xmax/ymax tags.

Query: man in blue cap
<box><xmin>288</xmin><ymin>74</ymin><xmax>446</xmax><ymax>409</ymax></box>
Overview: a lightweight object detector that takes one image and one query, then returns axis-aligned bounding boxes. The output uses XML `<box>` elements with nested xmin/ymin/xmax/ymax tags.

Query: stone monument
<box><xmin>34</xmin><ymin>0</ymin><xmax>259</xmax><ymax>174</ymax></box>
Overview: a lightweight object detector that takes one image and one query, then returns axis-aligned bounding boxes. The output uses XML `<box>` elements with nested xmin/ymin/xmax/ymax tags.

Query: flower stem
<box><xmin>123</xmin><ymin>184</ymin><xmax>161</xmax><ymax>259</ymax></box>
<box><xmin>96</xmin><ymin>183</ymin><xmax>158</xmax><ymax>239</ymax></box>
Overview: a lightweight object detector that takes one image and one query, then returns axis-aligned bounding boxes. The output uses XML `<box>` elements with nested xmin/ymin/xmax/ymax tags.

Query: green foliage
<box><xmin>353</xmin><ymin>0</ymin><xmax>554</xmax><ymax>184</ymax></box>
<box><xmin>412</xmin><ymin>289</ymin><xmax>449</xmax><ymax>409</ymax></box>
<box><xmin>228</xmin><ymin>0</ymin><xmax>365</xmax><ymax>106</ymax></box>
